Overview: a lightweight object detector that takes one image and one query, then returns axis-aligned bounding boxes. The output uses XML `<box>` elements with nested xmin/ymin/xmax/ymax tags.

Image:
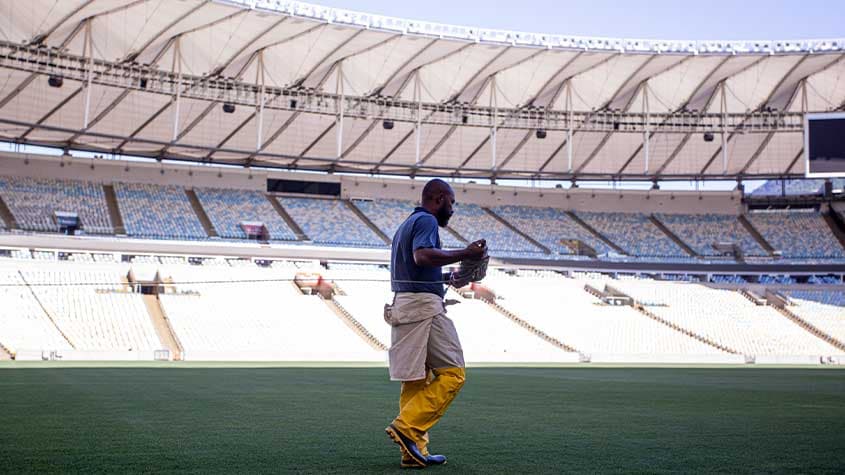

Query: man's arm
<box><xmin>414</xmin><ymin>239</ymin><xmax>486</xmax><ymax>268</ymax></box>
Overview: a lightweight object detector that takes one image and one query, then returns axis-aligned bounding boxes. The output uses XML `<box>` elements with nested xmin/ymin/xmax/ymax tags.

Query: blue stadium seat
<box><xmin>749</xmin><ymin>210</ymin><xmax>845</xmax><ymax>258</ymax></box>
<box><xmin>277</xmin><ymin>197</ymin><xmax>384</xmax><ymax>247</ymax></box>
<box><xmin>656</xmin><ymin>213</ymin><xmax>766</xmax><ymax>257</ymax></box>
<box><xmin>195</xmin><ymin>188</ymin><xmax>296</xmax><ymax>241</ymax></box>
<box><xmin>492</xmin><ymin>205</ymin><xmax>612</xmax><ymax>256</ymax></box>
<box><xmin>352</xmin><ymin>199</ymin><xmax>465</xmax><ymax>248</ymax></box>
<box><xmin>115</xmin><ymin>183</ymin><xmax>207</xmax><ymax>240</ymax></box>
<box><xmin>577</xmin><ymin>212</ymin><xmax>685</xmax><ymax>257</ymax></box>
<box><xmin>0</xmin><ymin>177</ymin><xmax>112</xmax><ymax>234</ymax></box>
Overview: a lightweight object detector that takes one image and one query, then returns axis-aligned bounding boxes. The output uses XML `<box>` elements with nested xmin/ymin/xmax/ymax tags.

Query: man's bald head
<box><xmin>421</xmin><ymin>178</ymin><xmax>453</xmax><ymax>205</ymax></box>
<box><xmin>421</xmin><ymin>178</ymin><xmax>455</xmax><ymax>227</ymax></box>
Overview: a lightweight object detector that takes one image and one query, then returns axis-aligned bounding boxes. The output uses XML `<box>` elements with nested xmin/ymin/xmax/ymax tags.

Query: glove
<box><xmin>449</xmin><ymin>255</ymin><xmax>489</xmax><ymax>288</ymax></box>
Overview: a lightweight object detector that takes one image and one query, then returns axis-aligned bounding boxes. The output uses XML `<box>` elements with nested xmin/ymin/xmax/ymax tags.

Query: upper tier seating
<box><xmin>0</xmin><ymin>176</ymin><xmax>112</xmax><ymax>234</ymax></box>
<box><xmin>576</xmin><ymin>212</ymin><xmax>685</xmax><ymax>257</ymax></box>
<box><xmin>610</xmin><ymin>279</ymin><xmax>840</xmax><ymax>356</ymax></box>
<box><xmin>352</xmin><ymin>199</ymin><xmax>465</xmax><ymax>248</ymax></box>
<box><xmin>492</xmin><ymin>205</ymin><xmax>613</xmax><ymax>256</ymax></box>
<box><xmin>115</xmin><ymin>183</ymin><xmax>207</xmax><ymax>240</ymax></box>
<box><xmin>656</xmin><ymin>213</ymin><xmax>766</xmax><ymax>256</ymax></box>
<box><xmin>446</xmin><ymin>203</ymin><xmax>544</xmax><ymax>255</ymax></box>
<box><xmin>276</xmin><ymin>197</ymin><xmax>384</xmax><ymax>247</ymax></box>
<box><xmin>195</xmin><ymin>188</ymin><xmax>296</xmax><ymax>241</ymax></box>
<box><xmin>749</xmin><ymin>211</ymin><xmax>845</xmax><ymax>258</ymax></box>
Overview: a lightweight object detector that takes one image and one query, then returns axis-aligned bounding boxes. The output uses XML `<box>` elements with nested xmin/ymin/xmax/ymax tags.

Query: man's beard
<box><xmin>436</xmin><ymin>206</ymin><xmax>453</xmax><ymax>227</ymax></box>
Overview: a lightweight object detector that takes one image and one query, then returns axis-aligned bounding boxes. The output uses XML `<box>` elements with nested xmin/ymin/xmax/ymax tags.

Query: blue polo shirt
<box><xmin>391</xmin><ymin>207</ymin><xmax>445</xmax><ymax>298</ymax></box>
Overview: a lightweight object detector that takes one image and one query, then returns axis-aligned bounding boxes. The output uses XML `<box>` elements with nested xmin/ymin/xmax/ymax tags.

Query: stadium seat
<box><xmin>115</xmin><ymin>183</ymin><xmax>207</xmax><ymax>240</ymax></box>
<box><xmin>195</xmin><ymin>188</ymin><xmax>297</xmax><ymax>241</ymax></box>
<box><xmin>276</xmin><ymin>197</ymin><xmax>384</xmax><ymax>247</ymax></box>
<box><xmin>0</xmin><ymin>176</ymin><xmax>113</xmax><ymax>234</ymax></box>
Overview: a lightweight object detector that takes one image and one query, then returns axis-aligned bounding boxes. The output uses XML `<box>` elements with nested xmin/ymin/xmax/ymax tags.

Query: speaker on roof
<box><xmin>48</xmin><ymin>75</ymin><xmax>63</xmax><ymax>88</ymax></box>
<box><xmin>536</xmin><ymin>129</ymin><xmax>547</xmax><ymax>139</ymax></box>
<box><xmin>382</xmin><ymin>120</ymin><xmax>394</xmax><ymax>130</ymax></box>
<box><xmin>703</xmin><ymin>132</ymin><xmax>715</xmax><ymax>142</ymax></box>
<box><xmin>222</xmin><ymin>103</ymin><xmax>236</xmax><ymax>114</ymax></box>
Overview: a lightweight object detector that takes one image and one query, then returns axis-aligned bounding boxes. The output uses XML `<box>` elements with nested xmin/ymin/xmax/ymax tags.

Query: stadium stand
<box><xmin>446</xmin><ymin>203</ymin><xmax>545</xmax><ymax>256</ymax></box>
<box><xmin>655</xmin><ymin>213</ymin><xmax>766</xmax><ymax>257</ymax></box>
<box><xmin>21</xmin><ymin>264</ymin><xmax>161</xmax><ymax>352</ymax></box>
<box><xmin>0</xmin><ymin>267</ymin><xmax>74</xmax><ymax>355</ymax></box>
<box><xmin>158</xmin><ymin>265</ymin><xmax>383</xmax><ymax>361</ymax></box>
<box><xmin>609</xmin><ymin>278</ymin><xmax>841</xmax><ymax>356</ymax></box>
<box><xmin>351</xmin><ymin>199</ymin><xmax>465</xmax><ymax>248</ymax></box>
<box><xmin>492</xmin><ymin>205</ymin><xmax>614</xmax><ymax>256</ymax></box>
<box><xmin>485</xmin><ymin>272</ymin><xmax>724</xmax><ymax>359</ymax></box>
<box><xmin>787</xmin><ymin>290</ymin><xmax>845</xmax><ymax>307</ymax></box>
<box><xmin>0</xmin><ymin>176</ymin><xmax>112</xmax><ymax>234</ymax></box>
<box><xmin>331</xmin><ymin>266</ymin><xmax>573</xmax><ymax>362</ymax></box>
<box><xmin>115</xmin><ymin>183</ymin><xmax>207</xmax><ymax>240</ymax></box>
<box><xmin>748</xmin><ymin>210</ymin><xmax>845</xmax><ymax>258</ymax></box>
<box><xmin>195</xmin><ymin>188</ymin><xmax>297</xmax><ymax>241</ymax></box>
<box><xmin>576</xmin><ymin>212</ymin><xmax>686</xmax><ymax>257</ymax></box>
<box><xmin>784</xmin><ymin>291</ymin><xmax>845</xmax><ymax>346</ymax></box>
<box><xmin>276</xmin><ymin>197</ymin><xmax>384</xmax><ymax>247</ymax></box>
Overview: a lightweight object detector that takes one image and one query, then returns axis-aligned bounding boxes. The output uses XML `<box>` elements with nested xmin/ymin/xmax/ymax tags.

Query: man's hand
<box><xmin>465</xmin><ymin>239</ymin><xmax>487</xmax><ymax>261</ymax></box>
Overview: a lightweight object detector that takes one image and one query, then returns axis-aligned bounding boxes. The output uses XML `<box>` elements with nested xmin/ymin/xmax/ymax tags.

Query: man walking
<box><xmin>384</xmin><ymin>178</ymin><xmax>487</xmax><ymax>468</ymax></box>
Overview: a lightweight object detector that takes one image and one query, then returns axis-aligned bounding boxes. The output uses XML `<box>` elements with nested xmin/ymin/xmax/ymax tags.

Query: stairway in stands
<box><xmin>481</xmin><ymin>297</ymin><xmax>580</xmax><ymax>353</ymax></box>
<box><xmin>321</xmin><ymin>295</ymin><xmax>388</xmax><ymax>351</ymax></box>
<box><xmin>649</xmin><ymin>215</ymin><xmax>699</xmax><ymax>257</ymax></box>
<box><xmin>738</xmin><ymin>214</ymin><xmax>777</xmax><ymax>256</ymax></box>
<box><xmin>482</xmin><ymin>207</ymin><xmax>552</xmax><ymax>255</ymax></box>
<box><xmin>0</xmin><ymin>341</ymin><xmax>12</xmax><ymax>359</ymax></box>
<box><xmin>0</xmin><ymin>194</ymin><xmax>18</xmax><ymax>230</ymax></box>
<box><xmin>822</xmin><ymin>210</ymin><xmax>845</xmax><ymax>252</ymax></box>
<box><xmin>18</xmin><ymin>271</ymin><xmax>76</xmax><ymax>350</ymax></box>
<box><xmin>601</xmin><ymin>284</ymin><xmax>739</xmax><ymax>355</ymax></box>
<box><xmin>565</xmin><ymin>211</ymin><xmax>627</xmax><ymax>255</ymax></box>
<box><xmin>345</xmin><ymin>200</ymin><xmax>391</xmax><ymax>245</ymax></box>
<box><xmin>769</xmin><ymin>299</ymin><xmax>845</xmax><ymax>352</ymax></box>
<box><xmin>142</xmin><ymin>294</ymin><xmax>183</xmax><ymax>360</ymax></box>
<box><xmin>102</xmin><ymin>184</ymin><xmax>126</xmax><ymax>235</ymax></box>
<box><xmin>184</xmin><ymin>189</ymin><xmax>218</xmax><ymax>238</ymax></box>
<box><xmin>266</xmin><ymin>195</ymin><xmax>309</xmax><ymax>240</ymax></box>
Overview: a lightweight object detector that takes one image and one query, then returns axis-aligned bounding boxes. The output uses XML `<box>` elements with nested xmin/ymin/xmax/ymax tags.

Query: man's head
<box><xmin>421</xmin><ymin>179</ymin><xmax>455</xmax><ymax>227</ymax></box>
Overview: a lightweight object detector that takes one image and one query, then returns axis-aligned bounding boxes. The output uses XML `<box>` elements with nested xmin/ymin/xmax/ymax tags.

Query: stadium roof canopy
<box><xmin>0</xmin><ymin>0</ymin><xmax>843</xmax><ymax>181</ymax></box>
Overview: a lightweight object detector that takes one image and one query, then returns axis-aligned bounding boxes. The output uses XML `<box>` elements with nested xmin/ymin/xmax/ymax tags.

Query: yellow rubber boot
<box><xmin>392</xmin><ymin>367</ymin><xmax>466</xmax><ymax>446</ymax></box>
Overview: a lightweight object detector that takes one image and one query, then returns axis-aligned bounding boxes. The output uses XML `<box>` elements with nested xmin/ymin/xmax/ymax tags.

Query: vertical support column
<box><xmin>255</xmin><ymin>51</ymin><xmax>266</xmax><ymax>152</ymax></box>
<box><xmin>643</xmin><ymin>84</ymin><xmax>650</xmax><ymax>174</ymax></box>
<box><xmin>82</xmin><ymin>20</ymin><xmax>94</xmax><ymax>129</ymax></box>
<box><xmin>490</xmin><ymin>76</ymin><xmax>498</xmax><ymax>170</ymax></box>
<box><xmin>414</xmin><ymin>71</ymin><xmax>422</xmax><ymax>167</ymax></box>
<box><xmin>336</xmin><ymin>63</ymin><xmax>344</xmax><ymax>159</ymax></box>
<box><xmin>171</xmin><ymin>38</ymin><xmax>183</xmax><ymax>143</ymax></box>
<box><xmin>566</xmin><ymin>83</ymin><xmax>573</xmax><ymax>173</ymax></box>
<box><xmin>720</xmin><ymin>82</ymin><xmax>728</xmax><ymax>175</ymax></box>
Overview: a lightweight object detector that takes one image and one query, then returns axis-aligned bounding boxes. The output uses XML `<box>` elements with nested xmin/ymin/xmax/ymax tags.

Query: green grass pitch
<box><xmin>1</xmin><ymin>363</ymin><xmax>844</xmax><ymax>473</ymax></box>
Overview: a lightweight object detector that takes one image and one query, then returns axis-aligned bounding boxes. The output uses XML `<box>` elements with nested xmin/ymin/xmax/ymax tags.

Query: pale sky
<box><xmin>311</xmin><ymin>0</ymin><xmax>844</xmax><ymax>41</ymax></box>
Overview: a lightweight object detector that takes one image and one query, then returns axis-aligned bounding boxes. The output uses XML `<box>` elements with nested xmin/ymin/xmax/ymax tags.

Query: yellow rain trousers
<box><xmin>395</xmin><ymin>367</ymin><xmax>466</xmax><ymax>452</ymax></box>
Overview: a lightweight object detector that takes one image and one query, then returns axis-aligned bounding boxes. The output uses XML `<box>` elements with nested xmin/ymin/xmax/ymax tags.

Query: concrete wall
<box><xmin>0</xmin><ymin>151</ymin><xmax>743</xmax><ymax>214</ymax></box>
